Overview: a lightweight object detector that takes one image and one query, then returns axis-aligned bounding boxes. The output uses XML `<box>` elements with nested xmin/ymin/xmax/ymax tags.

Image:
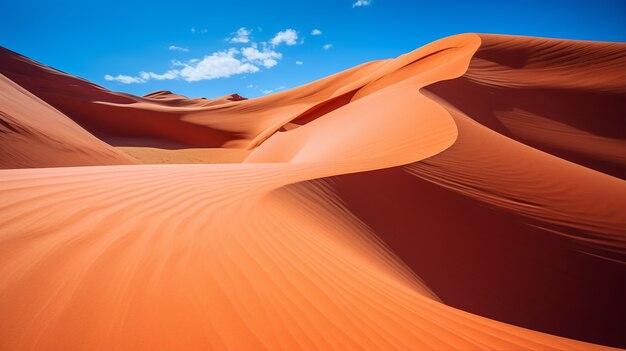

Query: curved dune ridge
<box><xmin>0</xmin><ymin>33</ymin><xmax>625</xmax><ymax>350</ymax></box>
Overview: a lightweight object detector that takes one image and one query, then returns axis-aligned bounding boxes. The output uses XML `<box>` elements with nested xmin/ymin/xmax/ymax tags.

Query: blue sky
<box><xmin>2</xmin><ymin>0</ymin><xmax>625</xmax><ymax>98</ymax></box>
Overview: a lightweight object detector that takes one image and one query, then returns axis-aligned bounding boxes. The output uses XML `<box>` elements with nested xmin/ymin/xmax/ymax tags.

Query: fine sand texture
<box><xmin>0</xmin><ymin>34</ymin><xmax>624</xmax><ymax>350</ymax></box>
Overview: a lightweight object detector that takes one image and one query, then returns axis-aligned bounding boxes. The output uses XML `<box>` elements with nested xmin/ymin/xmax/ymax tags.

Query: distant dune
<box><xmin>0</xmin><ymin>34</ymin><xmax>624</xmax><ymax>350</ymax></box>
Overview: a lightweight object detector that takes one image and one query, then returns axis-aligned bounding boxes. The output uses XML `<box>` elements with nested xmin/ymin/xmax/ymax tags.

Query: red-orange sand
<box><xmin>0</xmin><ymin>34</ymin><xmax>624</xmax><ymax>350</ymax></box>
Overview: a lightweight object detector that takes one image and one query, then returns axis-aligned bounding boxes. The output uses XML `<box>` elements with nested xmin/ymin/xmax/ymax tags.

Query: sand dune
<box><xmin>0</xmin><ymin>33</ymin><xmax>624</xmax><ymax>350</ymax></box>
<box><xmin>426</xmin><ymin>35</ymin><xmax>626</xmax><ymax>177</ymax></box>
<box><xmin>0</xmin><ymin>73</ymin><xmax>136</xmax><ymax>168</ymax></box>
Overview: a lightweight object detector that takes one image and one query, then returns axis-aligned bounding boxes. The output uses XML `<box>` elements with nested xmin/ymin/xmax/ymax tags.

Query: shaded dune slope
<box><xmin>0</xmin><ymin>33</ymin><xmax>625</xmax><ymax>351</ymax></box>
<box><xmin>426</xmin><ymin>35</ymin><xmax>626</xmax><ymax>178</ymax></box>
<box><xmin>299</xmin><ymin>101</ymin><xmax>625</xmax><ymax>347</ymax></box>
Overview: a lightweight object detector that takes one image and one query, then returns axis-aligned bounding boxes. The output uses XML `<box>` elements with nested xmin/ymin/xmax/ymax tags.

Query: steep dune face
<box><xmin>0</xmin><ymin>33</ymin><xmax>624</xmax><ymax>351</ymax></box>
<box><xmin>245</xmin><ymin>34</ymin><xmax>479</xmax><ymax>165</ymax></box>
<box><xmin>0</xmin><ymin>73</ymin><xmax>136</xmax><ymax>168</ymax></box>
<box><xmin>245</xmin><ymin>34</ymin><xmax>626</xmax><ymax>347</ymax></box>
<box><xmin>414</xmin><ymin>41</ymin><xmax>625</xmax><ymax>346</ymax></box>
<box><xmin>312</xmin><ymin>101</ymin><xmax>625</xmax><ymax>347</ymax></box>
<box><xmin>426</xmin><ymin>35</ymin><xmax>626</xmax><ymax>178</ymax></box>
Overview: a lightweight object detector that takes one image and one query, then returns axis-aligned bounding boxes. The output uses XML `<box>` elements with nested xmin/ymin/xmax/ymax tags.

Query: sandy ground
<box><xmin>117</xmin><ymin>147</ymin><xmax>250</xmax><ymax>164</ymax></box>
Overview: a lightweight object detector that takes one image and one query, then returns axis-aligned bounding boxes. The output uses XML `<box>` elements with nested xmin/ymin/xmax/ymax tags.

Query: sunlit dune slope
<box><xmin>0</xmin><ymin>73</ymin><xmax>136</xmax><ymax>168</ymax></box>
<box><xmin>0</xmin><ymin>164</ymin><xmax>619</xmax><ymax>351</ymax></box>
<box><xmin>0</xmin><ymin>33</ymin><xmax>624</xmax><ymax>351</ymax></box>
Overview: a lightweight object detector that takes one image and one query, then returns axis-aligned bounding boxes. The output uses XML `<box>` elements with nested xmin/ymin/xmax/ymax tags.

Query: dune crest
<box><xmin>0</xmin><ymin>33</ymin><xmax>624</xmax><ymax>350</ymax></box>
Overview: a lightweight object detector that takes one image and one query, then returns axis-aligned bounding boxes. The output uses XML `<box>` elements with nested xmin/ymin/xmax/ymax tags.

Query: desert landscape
<box><xmin>1</xmin><ymin>28</ymin><xmax>625</xmax><ymax>351</ymax></box>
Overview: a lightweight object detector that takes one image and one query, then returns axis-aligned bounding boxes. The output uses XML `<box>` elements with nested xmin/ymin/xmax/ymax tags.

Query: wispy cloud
<box><xmin>270</xmin><ymin>29</ymin><xmax>298</xmax><ymax>46</ymax></box>
<box><xmin>295</xmin><ymin>60</ymin><xmax>303</xmax><ymax>65</ymax></box>
<box><xmin>311</xmin><ymin>29</ymin><xmax>322</xmax><ymax>35</ymax></box>
<box><xmin>261</xmin><ymin>85</ymin><xmax>287</xmax><ymax>94</ymax></box>
<box><xmin>105</xmin><ymin>70</ymin><xmax>179</xmax><ymax>84</ymax></box>
<box><xmin>352</xmin><ymin>0</ymin><xmax>371</xmax><ymax>7</ymax></box>
<box><xmin>191</xmin><ymin>27</ymin><xmax>207</xmax><ymax>34</ymax></box>
<box><xmin>105</xmin><ymin>46</ymin><xmax>285</xmax><ymax>84</ymax></box>
<box><xmin>247</xmin><ymin>83</ymin><xmax>286</xmax><ymax>95</ymax></box>
<box><xmin>106</xmin><ymin>28</ymin><xmax>301</xmax><ymax>84</ymax></box>
<box><xmin>139</xmin><ymin>71</ymin><xmax>178</xmax><ymax>81</ymax></box>
<box><xmin>228</xmin><ymin>27</ymin><xmax>251</xmax><ymax>43</ymax></box>
<box><xmin>168</xmin><ymin>45</ymin><xmax>189</xmax><ymax>52</ymax></box>
<box><xmin>323</xmin><ymin>44</ymin><xmax>333</xmax><ymax>50</ymax></box>
<box><xmin>104</xmin><ymin>74</ymin><xmax>146</xmax><ymax>84</ymax></box>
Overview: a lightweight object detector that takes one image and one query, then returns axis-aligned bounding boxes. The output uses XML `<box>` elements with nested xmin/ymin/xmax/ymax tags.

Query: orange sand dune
<box><xmin>0</xmin><ymin>47</ymin><xmax>241</xmax><ymax>148</ymax></box>
<box><xmin>0</xmin><ymin>73</ymin><xmax>136</xmax><ymax>168</ymax></box>
<box><xmin>0</xmin><ymin>38</ymin><xmax>473</xmax><ymax>150</ymax></box>
<box><xmin>426</xmin><ymin>35</ymin><xmax>626</xmax><ymax>178</ymax></box>
<box><xmin>0</xmin><ymin>33</ymin><xmax>625</xmax><ymax>350</ymax></box>
<box><xmin>0</xmin><ymin>164</ymin><xmax>620</xmax><ymax>351</ymax></box>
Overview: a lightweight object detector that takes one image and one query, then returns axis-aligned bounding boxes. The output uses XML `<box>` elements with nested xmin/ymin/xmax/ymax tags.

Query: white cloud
<box><xmin>175</xmin><ymin>49</ymin><xmax>259</xmax><ymax>82</ymax></box>
<box><xmin>270</xmin><ymin>29</ymin><xmax>298</xmax><ymax>46</ymax></box>
<box><xmin>168</xmin><ymin>45</ymin><xmax>189</xmax><ymax>52</ymax></box>
<box><xmin>352</xmin><ymin>0</ymin><xmax>371</xmax><ymax>7</ymax></box>
<box><xmin>295</xmin><ymin>60</ymin><xmax>303</xmax><ymax>65</ymax></box>
<box><xmin>323</xmin><ymin>44</ymin><xmax>333</xmax><ymax>50</ymax></box>
<box><xmin>228</xmin><ymin>27</ymin><xmax>251</xmax><ymax>43</ymax></box>
<box><xmin>104</xmin><ymin>49</ymin><xmax>263</xmax><ymax>84</ymax></box>
<box><xmin>106</xmin><ymin>28</ymin><xmax>293</xmax><ymax>84</ymax></box>
<box><xmin>104</xmin><ymin>74</ymin><xmax>145</xmax><ymax>84</ymax></box>
<box><xmin>139</xmin><ymin>71</ymin><xmax>178</xmax><ymax>80</ymax></box>
<box><xmin>263</xmin><ymin>59</ymin><xmax>278</xmax><ymax>68</ymax></box>
<box><xmin>241</xmin><ymin>46</ymin><xmax>282</xmax><ymax>68</ymax></box>
<box><xmin>262</xmin><ymin>89</ymin><xmax>273</xmax><ymax>94</ymax></box>
<box><xmin>311</xmin><ymin>29</ymin><xmax>322</xmax><ymax>35</ymax></box>
<box><xmin>104</xmin><ymin>71</ymin><xmax>178</xmax><ymax>84</ymax></box>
